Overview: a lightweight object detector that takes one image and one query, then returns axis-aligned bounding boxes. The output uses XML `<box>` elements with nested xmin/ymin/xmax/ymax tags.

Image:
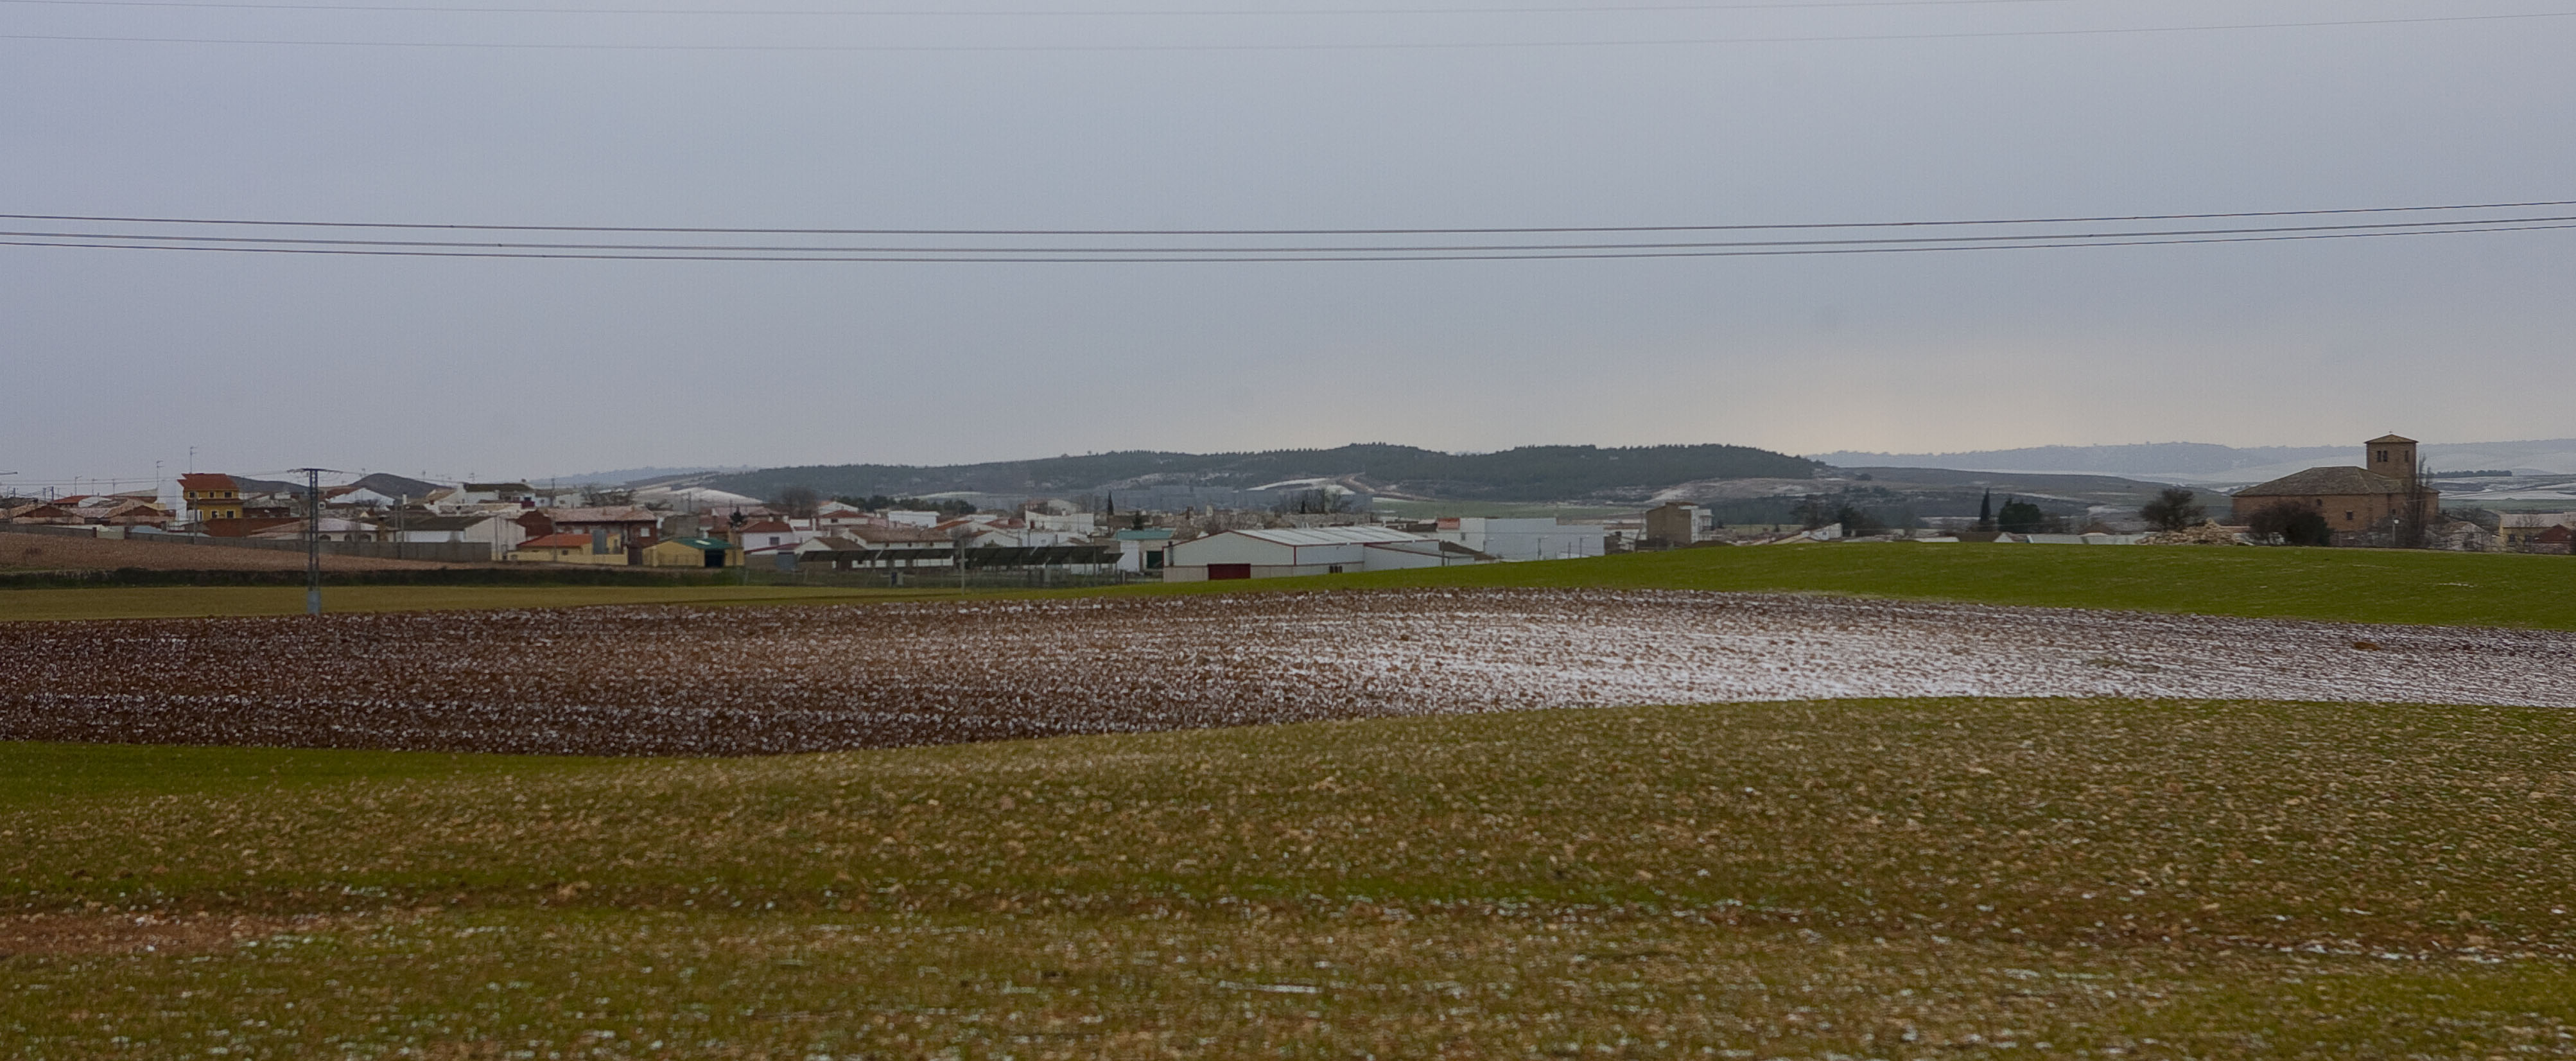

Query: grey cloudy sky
<box><xmin>5</xmin><ymin>0</ymin><xmax>2572</xmax><ymax>490</ymax></box>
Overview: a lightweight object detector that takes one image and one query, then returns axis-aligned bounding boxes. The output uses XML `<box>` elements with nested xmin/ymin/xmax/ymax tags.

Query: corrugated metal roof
<box><xmin>1231</xmin><ymin>527</ymin><xmax>1426</xmax><ymax>547</ymax></box>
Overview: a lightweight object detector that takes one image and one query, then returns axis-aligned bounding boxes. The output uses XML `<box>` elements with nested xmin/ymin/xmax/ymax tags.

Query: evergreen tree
<box><xmin>1996</xmin><ymin>498</ymin><xmax>2050</xmax><ymax>534</ymax></box>
<box><xmin>1975</xmin><ymin>489</ymin><xmax>1994</xmax><ymax>532</ymax></box>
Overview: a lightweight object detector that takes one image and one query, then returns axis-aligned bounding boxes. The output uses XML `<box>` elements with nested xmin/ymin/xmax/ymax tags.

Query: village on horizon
<box><xmin>8</xmin><ymin>433</ymin><xmax>2573</xmax><ymax>583</ymax></box>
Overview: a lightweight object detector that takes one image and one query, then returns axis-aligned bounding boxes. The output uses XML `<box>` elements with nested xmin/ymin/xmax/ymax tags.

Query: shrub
<box><xmin>2245</xmin><ymin>502</ymin><xmax>2334</xmax><ymax>546</ymax></box>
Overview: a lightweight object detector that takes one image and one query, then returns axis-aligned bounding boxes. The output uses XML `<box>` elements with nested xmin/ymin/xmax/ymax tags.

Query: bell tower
<box><xmin>2365</xmin><ymin>434</ymin><xmax>2419</xmax><ymax>489</ymax></box>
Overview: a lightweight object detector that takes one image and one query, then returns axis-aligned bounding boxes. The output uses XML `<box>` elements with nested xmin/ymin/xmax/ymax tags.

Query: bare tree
<box><xmin>2139</xmin><ymin>487</ymin><xmax>2206</xmax><ymax>532</ymax></box>
<box><xmin>776</xmin><ymin>485</ymin><xmax>820</xmax><ymax>520</ymax></box>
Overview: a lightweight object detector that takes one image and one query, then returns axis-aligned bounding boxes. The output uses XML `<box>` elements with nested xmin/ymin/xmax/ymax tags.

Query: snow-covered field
<box><xmin>3</xmin><ymin>589</ymin><xmax>2567</xmax><ymax>755</ymax></box>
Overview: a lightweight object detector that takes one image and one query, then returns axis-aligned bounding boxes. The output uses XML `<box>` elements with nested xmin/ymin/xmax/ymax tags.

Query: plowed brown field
<box><xmin>6</xmin><ymin>589</ymin><xmax>2569</xmax><ymax>755</ymax></box>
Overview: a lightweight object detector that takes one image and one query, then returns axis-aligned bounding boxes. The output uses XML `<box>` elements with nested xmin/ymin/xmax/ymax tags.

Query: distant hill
<box><xmin>687</xmin><ymin>444</ymin><xmax>1823</xmax><ymax>505</ymax></box>
<box><xmin>1811</xmin><ymin>442</ymin><xmax>2348</xmax><ymax>479</ymax></box>
<box><xmin>223</xmin><ymin>472</ymin><xmax>444</xmax><ymax>498</ymax></box>
<box><xmin>548</xmin><ymin>466</ymin><xmax>756</xmax><ymax>487</ymax></box>
<box><xmin>346</xmin><ymin>472</ymin><xmax>446</xmax><ymax>499</ymax></box>
<box><xmin>1813</xmin><ymin>439</ymin><xmax>2576</xmax><ymax>483</ymax></box>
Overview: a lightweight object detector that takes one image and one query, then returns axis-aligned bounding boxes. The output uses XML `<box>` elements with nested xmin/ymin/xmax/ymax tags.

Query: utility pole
<box><xmin>304</xmin><ymin>468</ymin><xmax>322</xmax><ymax>615</ymax></box>
<box><xmin>293</xmin><ymin>468</ymin><xmax>340</xmax><ymax>616</ymax></box>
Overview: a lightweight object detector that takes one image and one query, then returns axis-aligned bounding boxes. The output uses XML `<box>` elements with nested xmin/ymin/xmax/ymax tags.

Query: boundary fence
<box><xmin>0</xmin><ymin>524</ymin><xmax>495</xmax><ymax>564</ymax></box>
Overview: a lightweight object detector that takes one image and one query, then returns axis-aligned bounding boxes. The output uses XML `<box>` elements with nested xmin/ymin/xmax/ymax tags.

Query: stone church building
<box><xmin>2229</xmin><ymin>434</ymin><xmax>2440</xmax><ymax>547</ymax></box>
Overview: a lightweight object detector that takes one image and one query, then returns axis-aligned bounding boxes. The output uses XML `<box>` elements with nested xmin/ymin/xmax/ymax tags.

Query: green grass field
<box><xmin>8</xmin><ymin>543</ymin><xmax>2575</xmax><ymax>629</ymax></box>
<box><xmin>1106</xmin><ymin>543</ymin><xmax>2576</xmax><ymax>631</ymax></box>
<box><xmin>8</xmin><ymin>698</ymin><xmax>2574</xmax><ymax>1057</ymax></box>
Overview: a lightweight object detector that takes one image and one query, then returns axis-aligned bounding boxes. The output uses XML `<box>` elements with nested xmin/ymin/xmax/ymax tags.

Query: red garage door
<box><xmin>1208</xmin><ymin>563</ymin><xmax>1252</xmax><ymax>581</ymax></box>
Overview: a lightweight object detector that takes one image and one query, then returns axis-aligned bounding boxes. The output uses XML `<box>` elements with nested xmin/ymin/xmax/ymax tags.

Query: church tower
<box><xmin>2366</xmin><ymin>434</ymin><xmax>2419</xmax><ymax>489</ymax></box>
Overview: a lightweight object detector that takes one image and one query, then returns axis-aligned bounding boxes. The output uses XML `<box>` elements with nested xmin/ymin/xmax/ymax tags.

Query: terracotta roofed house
<box><xmin>736</xmin><ymin>518</ymin><xmax>801</xmax><ymax>560</ymax></box>
<box><xmin>516</xmin><ymin>506</ymin><xmax>661</xmax><ymax>556</ymax></box>
<box><xmin>178</xmin><ymin>473</ymin><xmax>243</xmax><ymax>522</ymax></box>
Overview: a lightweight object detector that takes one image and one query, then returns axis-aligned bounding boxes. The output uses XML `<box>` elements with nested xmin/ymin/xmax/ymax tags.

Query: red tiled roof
<box><xmin>739</xmin><ymin>520</ymin><xmax>794</xmax><ymax>533</ymax></box>
<box><xmin>2234</xmin><ymin>466</ymin><xmax>2412</xmax><ymax>498</ymax></box>
<box><xmin>177</xmin><ymin>473</ymin><xmax>237</xmax><ymax>491</ymax></box>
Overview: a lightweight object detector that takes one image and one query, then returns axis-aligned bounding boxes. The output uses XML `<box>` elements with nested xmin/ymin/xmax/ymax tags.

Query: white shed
<box><xmin>1431</xmin><ymin>517</ymin><xmax>1608</xmax><ymax>561</ymax></box>
<box><xmin>1163</xmin><ymin>526</ymin><xmax>1488</xmax><ymax>581</ymax></box>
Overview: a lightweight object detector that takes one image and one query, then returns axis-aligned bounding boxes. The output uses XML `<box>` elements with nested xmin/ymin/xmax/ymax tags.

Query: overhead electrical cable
<box><xmin>6</xmin><ymin>10</ymin><xmax>2573</xmax><ymax>49</ymax></box>
<box><xmin>0</xmin><ymin>0</ymin><xmax>2151</xmax><ymax>14</ymax></box>
<box><xmin>11</xmin><ymin>199</ymin><xmax>2573</xmax><ymax>236</ymax></box>
<box><xmin>12</xmin><ymin>224</ymin><xmax>2576</xmax><ymax>260</ymax></box>
<box><xmin>10</xmin><ymin>214</ymin><xmax>2576</xmax><ymax>253</ymax></box>
<box><xmin>10</xmin><ymin>211</ymin><xmax>2575</xmax><ymax>261</ymax></box>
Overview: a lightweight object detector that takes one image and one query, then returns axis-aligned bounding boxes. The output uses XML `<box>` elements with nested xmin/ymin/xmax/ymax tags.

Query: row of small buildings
<box><xmin>12</xmin><ymin>437</ymin><xmax>2565</xmax><ymax>572</ymax></box>
<box><xmin>92</xmin><ymin>475</ymin><xmax>1612</xmax><ymax>575</ymax></box>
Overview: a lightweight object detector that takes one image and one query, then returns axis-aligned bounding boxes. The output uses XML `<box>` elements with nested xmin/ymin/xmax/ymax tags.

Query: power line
<box><xmin>11</xmin><ymin>198</ymin><xmax>2573</xmax><ymax>236</ymax></box>
<box><xmin>10</xmin><ymin>220</ymin><xmax>2574</xmax><ymax>261</ymax></box>
<box><xmin>6</xmin><ymin>10</ymin><xmax>2572</xmax><ymax>49</ymax></box>
<box><xmin>11</xmin><ymin>213</ymin><xmax>2576</xmax><ymax>253</ymax></box>
<box><xmin>0</xmin><ymin>0</ymin><xmax>2132</xmax><ymax>15</ymax></box>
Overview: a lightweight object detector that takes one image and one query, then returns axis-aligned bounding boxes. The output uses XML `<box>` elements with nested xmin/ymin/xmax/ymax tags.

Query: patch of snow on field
<box><xmin>1</xmin><ymin>589</ymin><xmax>2567</xmax><ymax>755</ymax></box>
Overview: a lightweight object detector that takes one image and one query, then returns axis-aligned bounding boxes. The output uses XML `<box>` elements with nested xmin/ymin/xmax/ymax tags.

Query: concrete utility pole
<box><xmin>304</xmin><ymin>468</ymin><xmax>322</xmax><ymax>615</ymax></box>
<box><xmin>293</xmin><ymin>468</ymin><xmax>342</xmax><ymax>615</ymax></box>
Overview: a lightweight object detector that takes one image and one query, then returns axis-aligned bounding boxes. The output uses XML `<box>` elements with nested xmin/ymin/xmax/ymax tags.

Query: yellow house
<box><xmin>177</xmin><ymin>473</ymin><xmax>244</xmax><ymax>521</ymax></box>
<box><xmin>642</xmin><ymin>536</ymin><xmax>739</xmax><ymax>568</ymax></box>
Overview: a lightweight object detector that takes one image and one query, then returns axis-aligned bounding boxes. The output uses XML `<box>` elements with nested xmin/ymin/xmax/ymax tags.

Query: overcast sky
<box><xmin>5</xmin><ymin>0</ymin><xmax>2573</xmax><ymax>491</ymax></box>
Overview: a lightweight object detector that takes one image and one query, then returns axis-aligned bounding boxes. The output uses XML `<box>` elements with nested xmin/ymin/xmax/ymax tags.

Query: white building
<box><xmin>1430</xmin><ymin>517</ymin><xmax>1607</xmax><ymax>561</ymax></box>
<box><xmin>807</xmin><ymin>507</ymin><xmax>882</xmax><ymax>536</ymax></box>
<box><xmin>388</xmin><ymin>513</ymin><xmax>528</xmax><ymax>559</ymax></box>
<box><xmin>1112</xmin><ymin>528</ymin><xmax>1176</xmax><ymax>574</ymax></box>
<box><xmin>796</xmin><ymin>527</ymin><xmax>957</xmax><ymax>569</ymax></box>
<box><xmin>736</xmin><ymin>519</ymin><xmax>803</xmax><ymax>559</ymax></box>
<box><xmin>1162</xmin><ymin>526</ymin><xmax>1490</xmax><ymax>581</ymax></box>
<box><xmin>326</xmin><ymin>487</ymin><xmax>402</xmax><ymax>509</ymax></box>
<box><xmin>1025</xmin><ymin>510</ymin><xmax>1099</xmax><ymax>534</ymax></box>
